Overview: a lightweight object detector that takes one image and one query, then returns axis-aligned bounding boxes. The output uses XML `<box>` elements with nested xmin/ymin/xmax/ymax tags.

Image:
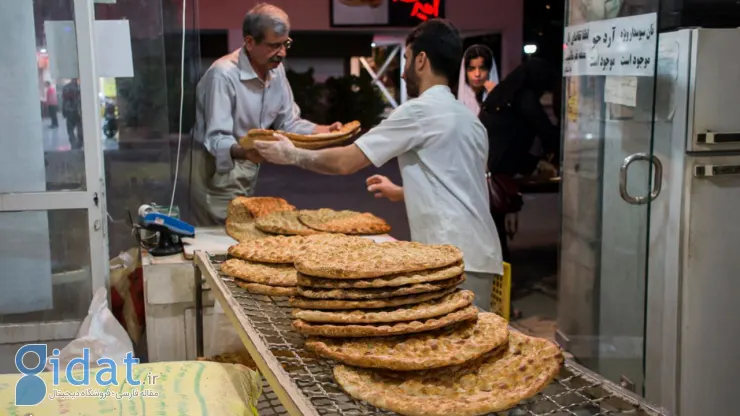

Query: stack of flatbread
<box><xmin>288</xmin><ymin>240</ymin><xmax>563</xmax><ymax>415</ymax></box>
<box><xmin>290</xmin><ymin>241</ymin><xmax>475</xmax><ymax>338</ymax></box>
<box><xmin>223</xmin><ymin>234</ymin><xmax>372</xmax><ymax>296</ymax></box>
<box><xmin>254</xmin><ymin>208</ymin><xmax>391</xmax><ymax>236</ymax></box>
<box><xmin>240</xmin><ymin>120</ymin><xmax>362</xmax><ymax>150</ymax></box>
<box><xmin>225</xmin><ymin>196</ymin><xmax>296</xmax><ymax>242</ymax></box>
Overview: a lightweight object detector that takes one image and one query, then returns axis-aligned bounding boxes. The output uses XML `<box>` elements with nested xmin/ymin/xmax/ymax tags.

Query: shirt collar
<box><xmin>421</xmin><ymin>84</ymin><xmax>452</xmax><ymax>97</ymax></box>
<box><xmin>237</xmin><ymin>47</ymin><xmax>278</xmax><ymax>82</ymax></box>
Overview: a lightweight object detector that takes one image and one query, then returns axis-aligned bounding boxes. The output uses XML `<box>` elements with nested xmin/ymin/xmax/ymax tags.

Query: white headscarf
<box><xmin>457</xmin><ymin>45</ymin><xmax>499</xmax><ymax>115</ymax></box>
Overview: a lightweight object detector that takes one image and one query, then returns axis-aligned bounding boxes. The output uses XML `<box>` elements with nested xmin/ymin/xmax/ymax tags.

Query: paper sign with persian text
<box><xmin>563</xmin><ymin>13</ymin><xmax>657</xmax><ymax>77</ymax></box>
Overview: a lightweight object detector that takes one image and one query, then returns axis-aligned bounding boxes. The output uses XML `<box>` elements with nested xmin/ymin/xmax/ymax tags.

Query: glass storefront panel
<box><xmin>1</xmin><ymin>0</ymin><xmax>87</xmax><ymax>193</ymax></box>
<box><xmin>0</xmin><ymin>209</ymin><xmax>91</xmax><ymax>324</ymax></box>
<box><xmin>557</xmin><ymin>0</ymin><xmax>661</xmax><ymax>395</ymax></box>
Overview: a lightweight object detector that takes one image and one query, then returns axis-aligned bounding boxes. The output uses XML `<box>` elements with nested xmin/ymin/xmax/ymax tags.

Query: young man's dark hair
<box><xmin>405</xmin><ymin>18</ymin><xmax>464</xmax><ymax>90</ymax></box>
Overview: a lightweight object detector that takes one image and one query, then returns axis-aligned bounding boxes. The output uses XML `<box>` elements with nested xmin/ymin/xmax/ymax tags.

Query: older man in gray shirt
<box><xmin>191</xmin><ymin>3</ymin><xmax>341</xmax><ymax>224</ymax></box>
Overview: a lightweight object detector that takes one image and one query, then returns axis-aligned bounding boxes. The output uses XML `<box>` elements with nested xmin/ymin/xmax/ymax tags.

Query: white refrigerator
<box><xmin>647</xmin><ymin>28</ymin><xmax>740</xmax><ymax>415</ymax></box>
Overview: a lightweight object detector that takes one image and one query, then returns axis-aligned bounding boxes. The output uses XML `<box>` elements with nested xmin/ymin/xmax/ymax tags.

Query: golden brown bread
<box><xmin>294</xmin><ymin>241</ymin><xmax>464</xmax><ymax>279</ymax></box>
<box><xmin>234</xmin><ymin>280</ymin><xmax>297</xmax><ymax>297</ymax></box>
<box><xmin>291</xmin><ymin>290</ymin><xmax>474</xmax><ymax>324</ymax></box>
<box><xmin>289</xmin><ymin>286</ymin><xmax>458</xmax><ymax>310</ymax></box>
<box><xmin>305</xmin><ymin>312</ymin><xmax>509</xmax><ymax>370</ymax></box>
<box><xmin>221</xmin><ymin>259</ymin><xmax>297</xmax><ymax>287</ymax></box>
<box><xmin>296</xmin><ymin>262</ymin><xmax>464</xmax><ymax>289</ymax></box>
<box><xmin>298</xmin><ymin>208</ymin><xmax>391</xmax><ymax>235</ymax></box>
<box><xmin>333</xmin><ymin>331</ymin><xmax>564</xmax><ymax>416</ymax></box>
<box><xmin>292</xmin><ymin>305</ymin><xmax>478</xmax><ymax>338</ymax></box>
<box><xmin>255</xmin><ymin>211</ymin><xmax>325</xmax><ymax>236</ymax></box>
<box><xmin>226</xmin><ymin>196</ymin><xmax>295</xmax><ymax>221</ymax></box>
<box><xmin>295</xmin><ymin>275</ymin><xmax>465</xmax><ymax>300</ymax></box>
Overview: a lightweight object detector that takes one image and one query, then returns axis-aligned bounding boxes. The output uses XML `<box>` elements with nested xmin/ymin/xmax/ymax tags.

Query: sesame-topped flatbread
<box><xmin>295</xmin><ymin>275</ymin><xmax>465</xmax><ymax>300</ymax></box>
<box><xmin>333</xmin><ymin>331</ymin><xmax>564</xmax><ymax>416</ymax></box>
<box><xmin>298</xmin><ymin>208</ymin><xmax>391</xmax><ymax>235</ymax></box>
<box><xmin>296</xmin><ymin>263</ymin><xmax>464</xmax><ymax>289</ymax></box>
<box><xmin>228</xmin><ymin>234</ymin><xmax>372</xmax><ymax>264</ymax></box>
<box><xmin>292</xmin><ymin>289</ymin><xmax>474</xmax><ymax>324</ymax></box>
<box><xmin>221</xmin><ymin>258</ymin><xmax>297</xmax><ymax>287</ymax></box>
<box><xmin>292</xmin><ymin>305</ymin><xmax>478</xmax><ymax>338</ymax></box>
<box><xmin>294</xmin><ymin>241</ymin><xmax>463</xmax><ymax>279</ymax></box>
<box><xmin>255</xmin><ymin>211</ymin><xmax>325</xmax><ymax>236</ymax></box>
<box><xmin>305</xmin><ymin>312</ymin><xmax>508</xmax><ymax>370</ymax></box>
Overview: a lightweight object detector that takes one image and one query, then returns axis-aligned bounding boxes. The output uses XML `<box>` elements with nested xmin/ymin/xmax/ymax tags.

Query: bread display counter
<box><xmin>192</xmin><ymin>248</ymin><xmax>669</xmax><ymax>416</ymax></box>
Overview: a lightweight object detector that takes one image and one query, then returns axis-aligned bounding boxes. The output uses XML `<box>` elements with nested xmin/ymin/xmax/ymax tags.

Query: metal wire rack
<box><xmin>194</xmin><ymin>252</ymin><xmax>669</xmax><ymax>416</ymax></box>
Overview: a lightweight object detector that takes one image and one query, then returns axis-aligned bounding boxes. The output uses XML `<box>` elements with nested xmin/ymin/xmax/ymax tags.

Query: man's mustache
<box><xmin>270</xmin><ymin>56</ymin><xmax>284</xmax><ymax>63</ymax></box>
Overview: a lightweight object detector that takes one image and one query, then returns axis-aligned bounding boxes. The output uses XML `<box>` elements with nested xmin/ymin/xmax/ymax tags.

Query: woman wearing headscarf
<box><xmin>458</xmin><ymin>54</ymin><xmax>559</xmax><ymax>290</ymax></box>
<box><xmin>457</xmin><ymin>44</ymin><xmax>499</xmax><ymax>115</ymax></box>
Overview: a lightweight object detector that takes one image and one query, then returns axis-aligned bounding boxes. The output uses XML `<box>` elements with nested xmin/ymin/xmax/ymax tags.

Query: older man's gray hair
<box><xmin>242</xmin><ymin>3</ymin><xmax>290</xmax><ymax>42</ymax></box>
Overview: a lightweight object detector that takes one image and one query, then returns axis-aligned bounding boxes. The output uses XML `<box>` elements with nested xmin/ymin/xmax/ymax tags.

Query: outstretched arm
<box><xmin>254</xmin><ymin>134</ymin><xmax>371</xmax><ymax>175</ymax></box>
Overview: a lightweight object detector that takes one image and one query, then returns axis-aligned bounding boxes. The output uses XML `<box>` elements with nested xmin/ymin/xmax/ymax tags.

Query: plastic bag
<box><xmin>205</xmin><ymin>301</ymin><xmax>246</xmax><ymax>357</ymax></box>
<box><xmin>47</xmin><ymin>287</ymin><xmax>134</xmax><ymax>371</ymax></box>
<box><xmin>109</xmin><ymin>248</ymin><xmax>145</xmax><ymax>345</ymax></box>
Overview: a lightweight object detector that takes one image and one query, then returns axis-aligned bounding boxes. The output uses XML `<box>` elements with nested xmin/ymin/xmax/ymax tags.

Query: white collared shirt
<box><xmin>190</xmin><ymin>48</ymin><xmax>316</xmax><ymax>223</ymax></box>
<box><xmin>194</xmin><ymin>48</ymin><xmax>316</xmax><ymax>174</ymax></box>
<box><xmin>355</xmin><ymin>85</ymin><xmax>503</xmax><ymax>274</ymax></box>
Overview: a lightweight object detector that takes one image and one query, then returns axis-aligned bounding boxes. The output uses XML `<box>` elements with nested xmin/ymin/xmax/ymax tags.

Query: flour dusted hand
<box><xmin>254</xmin><ymin>133</ymin><xmax>297</xmax><ymax>165</ymax></box>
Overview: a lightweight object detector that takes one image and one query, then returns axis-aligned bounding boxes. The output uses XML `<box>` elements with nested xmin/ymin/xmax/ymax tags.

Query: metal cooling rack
<box><xmin>193</xmin><ymin>251</ymin><xmax>670</xmax><ymax>416</ymax></box>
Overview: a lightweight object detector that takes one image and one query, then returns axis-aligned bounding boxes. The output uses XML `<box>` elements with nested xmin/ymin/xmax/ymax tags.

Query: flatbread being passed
<box><xmin>292</xmin><ymin>305</ymin><xmax>478</xmax><ymax>338</ymax></box>
<box><xmin>229</xmin><ymin>233</ymin><xmax>372</xmax><ymax>264</ymax></box>
<box><xmin>241</xmin><ymin>121</ymin><xmax>361</xmax><ymax>149</ymax></box>
<box><xmin>306</xmin><ymin>312</ymin><xmax>508</xmax><ymax>370</ymax></box>
<box><xmin>294</xmin><ymin>241</ymin><xmax>463</xmax><ymax>279</ymax></box>
<box><xmin>292</xmin><ymin>290</ymin><xmax>474</xmax><ymax>324</ymax></box>
<box><xmin>298</xmin><ymin>208</ymin><xmax>391</xmax><ymax>235</ymax></box>
<box><xmin>255</xmin><ymin>211</ymin><xmax>324</xmax><ymax>236</ymax></box>
<box><xmin>334</xmin><ymin>331</ymin><xmax>564</xmax><ymax>416</ymax></box>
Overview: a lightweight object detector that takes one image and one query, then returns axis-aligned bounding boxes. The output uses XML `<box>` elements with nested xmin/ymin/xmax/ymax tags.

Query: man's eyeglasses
<box><xmin>262</xmin><ymin>38</ymin><xmax>292</xmax><ymax>51</ymax></box>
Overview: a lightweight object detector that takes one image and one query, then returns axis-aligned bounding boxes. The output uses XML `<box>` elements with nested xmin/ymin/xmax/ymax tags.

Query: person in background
<box><xmin>62</xmin><ymin>79</ymin><xmax>83</xmax><ymax>148</ymax></box>
<box><xmin>253</xmin><ymin>19</ymin><xmax>503</xmax><ymax>311</ymax></box>
<box><xmin>45</xmin><ymin>81</ymin><xmax>59</xmax><ymax>129</ymax></box>
<box><xmin>191</xmin><ymin>2</ymin><xmax>343</xmax><ymax>225</ymax></box>
<box><xmin>457</xmin><ymin>44</ymin><xmax>499</xmax><ymax>115</ymax></box>
<box><xmin>475</xmin><ymin>57</ymin><xmax>560</xmax><ymax>281</ymax></box>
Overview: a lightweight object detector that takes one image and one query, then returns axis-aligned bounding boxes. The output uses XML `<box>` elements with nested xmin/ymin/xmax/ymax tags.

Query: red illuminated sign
<box><xmin>393</xmin><ymin>0</ymin><xmax>441</xmax><ymax>22</ymax></box>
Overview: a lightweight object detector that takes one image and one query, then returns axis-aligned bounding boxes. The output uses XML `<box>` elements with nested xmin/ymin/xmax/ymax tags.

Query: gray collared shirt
<box><xmin>191</xmin><ymin>48</ymin><xmax>316</xmax><ymax>224</ymax></box>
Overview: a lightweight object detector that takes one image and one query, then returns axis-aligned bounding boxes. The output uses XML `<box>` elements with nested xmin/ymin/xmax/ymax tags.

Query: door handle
<box><xmin>619</xmin><ymin>153</ymin><xmax>663</xmax><ymax>205</ymax></box>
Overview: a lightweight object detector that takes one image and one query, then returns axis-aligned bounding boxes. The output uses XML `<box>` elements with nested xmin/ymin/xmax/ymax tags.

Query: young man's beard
<box><xmin>405</xmin><ymin>66</ymin><xmax>420</xmax><ymax>98</ymax></box>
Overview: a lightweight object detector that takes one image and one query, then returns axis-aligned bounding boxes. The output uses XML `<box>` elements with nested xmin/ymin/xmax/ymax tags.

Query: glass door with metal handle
<box><xmin>558</xmin><ymin>3</ymin><xmax>662</xmax><ymax>399</ymax></box>
<box><xmin>619</xmin><ymin>153</ymin><xmax>663</xmax><ymax>205</ymax></box>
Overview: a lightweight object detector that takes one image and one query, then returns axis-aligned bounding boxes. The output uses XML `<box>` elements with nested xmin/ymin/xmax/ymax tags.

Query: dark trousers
<box><xmin>492</xmin><ymin>212</ymin><xmax>511</xmax><ymax>263</ymax></box>
<box><xmin>48</xmin><ymin>105</ymin><xmax>59</xmax><ymax>127</ymax></box>
<box><xmin>66</xmin><ymin>115</ymin><xmax>83</xmax><ymax>149</ymax></box>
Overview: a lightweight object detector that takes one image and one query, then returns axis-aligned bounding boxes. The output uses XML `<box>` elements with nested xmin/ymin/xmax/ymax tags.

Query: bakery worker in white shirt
<box><xmin>254</xmin><ymin>18</ymin><xmax>503</xmax><ymax>311</ymax></box>
<box><xmin>191</xmin><ymin>2</ymin><xmax>343</xmax><ymax>225</ymax></box>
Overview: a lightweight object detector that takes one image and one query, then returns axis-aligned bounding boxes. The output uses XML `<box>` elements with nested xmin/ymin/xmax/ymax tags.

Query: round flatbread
<box><xmin>306</xmin><ymin>312</ymin><xmax>508</xmax><ymax>370</ymax></box>
<box><xmin>225</xmin><ymin>219</ymin><xmax>270</xmax><ymax>242</ymax></box>
<box><xmin>228</xmin><ymin>235</ymin><xmax>305</xmax><ymax>263</ymax></box>
<box><xmin>333</xmin><ymin>331</ymin><xmax>564</xmax><ymax>416</ymax></box>
<box><xmin>226</xmin><ymin>196</ymin><xmax>295</xmax><ymax>221</ymax></box>
<box><xmin>228</xmin><ymin>233</ymin><xmax>372</xmax><ymax>264</ymax></box>
<box><xmin>296</xmin><ymin>262</ymin><xmax>464</xmax><ymax>289</ymax></box>
<box><xmin>221</xmin><ymin>259</ymin><xmax>297</xmax><ymax>287</ymax></box>
<box><xmin>255</xmin><ymin>211</ymin><xmax>324</xmax><ymax>236</ymax></box>
<box><xmin>292</xmin><ymin>305</ymin><xmax>478</xmax><ymax>338</ymax></box>
<box><xmin>295</xmin><ymin>275</ymin><xmax>465</xmax><ymax>300</ymax></box>
<box><xmin>292</xmin><ymin>290</ymin><xmax>474</xmax><ymax>324</ymax></box>
<box><xmin>295</xmin><ymin>241</ymin><xmax>463</xmax><ymax>279</ymax></box>
<box><xmin>289</xmin><ymin>286</ymin><xmax>457</xmax><ymax>310</ymax></box>
<box><xmin>234</xmin><ymin>280</ymin><xmax>297</xmax><ymax>297</ymax></box>
<box><xmin>298</xmin><ymin>208</ymin><xmax>391</xmax><ymax>235</ymax></box>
